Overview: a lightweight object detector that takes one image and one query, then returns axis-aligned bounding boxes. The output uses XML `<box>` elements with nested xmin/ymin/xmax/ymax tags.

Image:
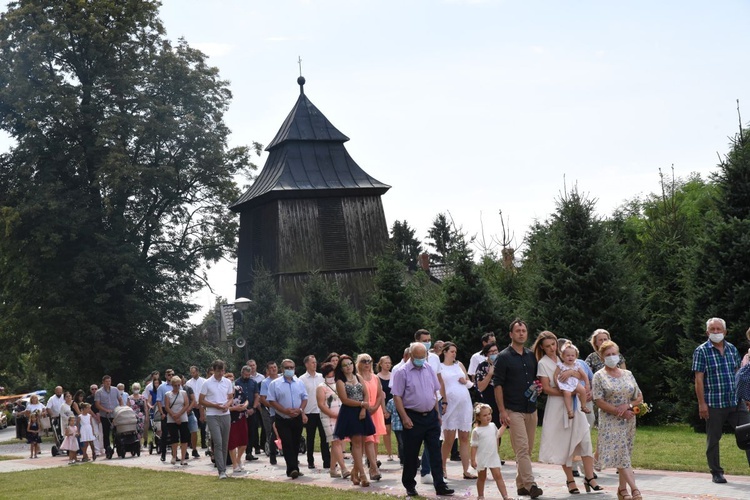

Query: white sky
<box><xmin>4</xmin><ymin>1</ymin><xmax>750</xmax><ymax>322</ymax></box>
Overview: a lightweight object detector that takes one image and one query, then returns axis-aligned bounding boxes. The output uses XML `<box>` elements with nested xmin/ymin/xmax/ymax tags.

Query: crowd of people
<box><xmin>11</xmin><ymin>317</ymin><xmax>750</xmax><ymax>498</ymax></box>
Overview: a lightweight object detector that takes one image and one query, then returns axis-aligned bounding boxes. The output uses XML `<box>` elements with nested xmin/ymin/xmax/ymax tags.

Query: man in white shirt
<box><xmin>46</xmin><ymin>385</ymin><xmax>64</xmax><ymax>441</ymax></box>
<box><xmin>185</xmin><ymin>365</ymin><xmax>207</xmax><ymax>448</ymax></box>
<box><xmin>199</xmin><ymin>359</ymin><xmax>233</xmax><ymax>479</ymax></box>
<box><xmin>468</xmin><ymin>332</ymin><xmax>496</xmax><ymax>381</ymax></box>
<box><xmin>299</xmin><ymin>355</ymin><xmax>329</xmax><ymax>470</ymax></box>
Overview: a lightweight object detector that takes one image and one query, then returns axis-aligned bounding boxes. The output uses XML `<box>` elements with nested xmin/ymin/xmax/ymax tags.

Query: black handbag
<box><xmin>735</xmin><ymin>422</ymin><xmax>750</xmax><ymax>450</ymax></box>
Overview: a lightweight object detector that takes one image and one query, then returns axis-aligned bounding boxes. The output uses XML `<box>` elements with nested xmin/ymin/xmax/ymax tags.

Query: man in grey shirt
<box><xmin>95</xmin><ymin>375</ymin><xmax>122</xmax><ymax>458</ymax></box>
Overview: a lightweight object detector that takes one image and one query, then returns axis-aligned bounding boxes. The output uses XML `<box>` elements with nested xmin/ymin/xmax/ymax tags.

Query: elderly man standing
<box><xmin>267</xmin><ymin>358</ymin><xmax>308</xmax><ymax>479</ymax></box>
<box><xmin>392</xmin><ymin>342</ymin><xmax>454</xmax><ymax>497</ymax></box>
<box><xmin>693</xmin><ymin>317</ymin><xmax>750</xmax><ymax>484</ymax></box>
<box><xmin>199</xmin><ymin>359</ymin><xmax>234</xmax><ymax>479</ymax></box>
<box><xmin>95</xmin><ymin>375</ymin><xmax>122</xmax><ymax>459</ymax></box>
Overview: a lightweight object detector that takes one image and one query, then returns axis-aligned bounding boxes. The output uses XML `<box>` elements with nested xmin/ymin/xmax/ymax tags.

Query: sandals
<box><xmin>584</xmin><ymin>477</ymin><xmax>603</xmax><ymax>492</ymax></box>
<box><xmin>631</xmin><ymin>489</ymin><xmax>642</xmax><ymax>500</ymax></box>
<box><xmin>342</xmin><ymin>470</ymin><xmax>351</xmax><ymax>479</ymax></box>
<box><xmin>567</xmin><ymin>410</ymin><xmax>575</xmax><ymax>419</ymax></box>
<box><xmin>463</xmin><ymin>472</ymin><xmax>478</xmax><ymax>479</ymax></box>
<box><xmin>567</xmin><ymin>480</ymin><xmax>580</xmax><ymax>494</ymax></box>
<box><xmin>617</xmin><ymin>488</ymin><xmax>632</xmax><ymax>500</ymax></box>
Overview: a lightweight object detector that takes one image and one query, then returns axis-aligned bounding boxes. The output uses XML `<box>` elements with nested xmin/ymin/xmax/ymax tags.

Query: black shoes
<box><xmin>269</xmin><ymin>455</ymin><xmax>277</xmax><ymax>465</ymax></box>
<box><xmin>518</xmin><ymin>485</ymin><xmax>543</xmax><ymax>498</ymax></box>
<box><xmin>406</xmin><ymin>488</ymin><xmax>419</xmax><ymax>497</ymax></box>
<box><xmin>192</xmin><ymin>449</ymin><xmax>200</xmax><ymax>458</ymax></box>
<box><xmin>290</xmin><ymin>470</ymin><xmax>299</xmax><ymax>479</ymax></box>
<box><xmin>308</xmin><ymin>463</ymin><xmax>315</xmax><ymax>469</ymax></box>
<box><xmin>435</xmin><ymin>486</ymin><xmax>455</xmax><ymax>496</ymax></box>
<box><xmin>711</xmin><ymin>472</ymin><xmax>727</xmax><ymax>483</ymax></box>
<box><xmin>246</xmin><ymin>453</ymin><xmax>258</xmax><ymax>461</ymax></box>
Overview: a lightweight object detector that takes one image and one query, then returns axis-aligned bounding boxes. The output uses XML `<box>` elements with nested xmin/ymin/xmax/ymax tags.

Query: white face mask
<box><xmin>325</xmin><ymin>377</ymin><xmax>335</xmax><ymax>384</ymax></box>
<box><xmin>604</xmin><ymin>355</ymin><xmax>620</xmax><ymax>368</ymax></box>
<box><xmin>709</xmin><ymin>333</ymin><xmax>724</xmax><ymax>344</ymax></box>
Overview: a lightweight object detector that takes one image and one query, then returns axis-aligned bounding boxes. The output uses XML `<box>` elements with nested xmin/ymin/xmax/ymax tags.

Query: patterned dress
<box><xmin>318</xmin><ymin>381</ymin><xmax>341</xmax><ymax>441</ymax></box>
<box><xmin>592</xmin><ymin>369</ymin><xmax>640</xmax><ymax>469</ymax></box>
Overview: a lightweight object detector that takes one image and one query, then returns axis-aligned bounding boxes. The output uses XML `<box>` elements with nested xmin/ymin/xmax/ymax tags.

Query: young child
<box><xmin>26</xmin><ymin>411</ymin><xmax>41</xmax><ymax>458</ymax></box>
<box><xmin>78</xmin><ymin>403</ymin><xmax>97</xmax><ymax>461</ymax></box>
<box><xmin>60</xmin><ymin>415</ymin><xmax>80</xmax><ymax>464</ymax></box>
<box><xmin>385</xmin><ymin>397</ymin><xmax>403</xmax><ymax>464</ymax></box>
<box><xmin>554</xmin><ymin>342</ymin><xmax>591</xmax><ymax>419</ymax></box>
<box><xmin>470</xmin><ymin>403</ymin><xmax>510</xmax><ymax>500</ymax></box>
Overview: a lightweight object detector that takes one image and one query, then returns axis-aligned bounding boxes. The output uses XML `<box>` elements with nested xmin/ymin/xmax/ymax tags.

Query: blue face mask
<box><xmin>283</xmin><ymin>369</ymin><xmax>294</xmax><ymax>378</ymax></box>
<box><xmin>422</xmin><ymin>341</ymin><xmax>432</xmax><ymax>351</ymax></box>
<box><xmin>412</xmin><ymin>358</ymin><xmax>426</xmax><ymax>367</ymax></box>
<box><xmin>489</xmin><ymin>354</ymin><xmax>498</xmax><ymax>362</ymax></box>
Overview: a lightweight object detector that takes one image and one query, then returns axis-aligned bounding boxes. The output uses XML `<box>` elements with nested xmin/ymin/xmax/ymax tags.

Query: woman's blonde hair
<box><xmin>589</xmin><ymin>329</ymin><xmax>611</xmax><ymax>351</ymax></box>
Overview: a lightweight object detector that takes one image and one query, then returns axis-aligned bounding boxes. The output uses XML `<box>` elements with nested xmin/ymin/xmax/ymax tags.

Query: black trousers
<box><xmin>304</xmin><ymin>412</ymin><xmax>330</xmax><ymax>468</ymax></box>
<box><xmin>274</xmin><ymin>414</ymin><xmax>303</xmax><ymax>476</ymax></box>
<box><xmin>248</xmin><ymin>409</ymin><xmax>261</xmax><ymax>452</ymax></box>
<box><xmin>101</xmin><ymin>416</ymin><xmax>114</xmax><ymax>452</ymax></box>
<box><xmin>160</xmin><ymin>416</ymin><xmax>170</xmax><ymax>458</ymax></box>
<box><xmin>401</xmin><ymin>409</ymin><xmax>447</xmax><ymax>491</ymax></box>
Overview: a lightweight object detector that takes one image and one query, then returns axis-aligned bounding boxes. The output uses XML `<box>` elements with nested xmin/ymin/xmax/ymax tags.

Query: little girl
<box><xmin>26</xmin><ymin>412</ymin><xmax>41</xmax><ymax>458</ymax></box>
<box><xmin>554</xmin><ymin>342</ymin><xmax>590</xmax><ymax>419</ymax></box>
<box><xmin>470</xmin><ymin>403</ymin><xmax>510</xmax><ymax>500</ymax></box>
<box><xmin>78</xmin><ymin>403</ymin><xmax>97</xmax><ymax>461</ymax></box>
<box><xmin>60</xmin><ymin>415</ymin><xmax>80</xmax><ymax>464</ymax></box>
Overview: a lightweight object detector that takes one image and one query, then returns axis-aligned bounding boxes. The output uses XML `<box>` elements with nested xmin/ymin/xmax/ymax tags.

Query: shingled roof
<box><xmin>230</xmin><ymin>77</ymin><xmax>390</xmax><ymax>212</ymax></box>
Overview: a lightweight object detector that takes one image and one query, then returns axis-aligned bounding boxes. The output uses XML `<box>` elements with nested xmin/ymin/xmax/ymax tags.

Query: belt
<box><xmin>406</xmin><ymin>408</ymin><xmax>436</xmax><ymax>417</ymax></box>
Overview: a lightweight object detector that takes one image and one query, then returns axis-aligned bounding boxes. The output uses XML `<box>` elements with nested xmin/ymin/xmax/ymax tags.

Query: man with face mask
<box><xmin>267</xmin><ymin>359</ymin><xmax>308</xmax><ymax>479</ymax></box>
<box><xmin>693</xmin><ymin>317</ymin><xmax>750</xmax><ymax>484</ymax></box>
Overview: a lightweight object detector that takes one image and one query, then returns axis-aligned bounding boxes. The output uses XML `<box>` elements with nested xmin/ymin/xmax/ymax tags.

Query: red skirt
<box><xmin>228</xmin><ymin>417</ymin><xmax>248</xmax><ymax>451</ymax></box>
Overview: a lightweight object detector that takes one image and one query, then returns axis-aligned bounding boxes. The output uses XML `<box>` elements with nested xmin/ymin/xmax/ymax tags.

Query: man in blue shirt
<box><xmin>693</xmin><ymin>317</ymin><xmax>750</xmax><ymax>484</ymax></box>
<box><xmin>236</xmin><ymin>365</ymin><xmax>260</xmax><ymax>461</ymax></box>
<box><xmin>267</xmin><ymin>359</ymin><xmax>308</xmax><ymax>479</ymax></box>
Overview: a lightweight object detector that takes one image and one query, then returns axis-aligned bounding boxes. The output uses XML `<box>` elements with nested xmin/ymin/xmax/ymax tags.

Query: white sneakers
<box><xmin>421</xmin><ymin>474</ymin><xmax>433</xmax><ymax>484</ymax></box>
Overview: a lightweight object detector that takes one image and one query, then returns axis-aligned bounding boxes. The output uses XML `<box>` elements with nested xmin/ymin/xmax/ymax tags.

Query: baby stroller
<box><xmin>49</xmin><ymin>416</ymin><xmax>63</xmax><ymax>457</ymax></box>
<box><xmin>113</xmin><ymin>406</ymin><xmax>141</xmax><ymax>458</ymax></box>
<box><xmin>148</xmin><ymin>407</ymin><xmax>163</xmax><ymax>455</ymax></box>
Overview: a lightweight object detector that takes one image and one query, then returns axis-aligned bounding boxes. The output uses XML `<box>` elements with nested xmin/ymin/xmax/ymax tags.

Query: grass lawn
<box><xmin>1</xmin><ymin>464</ymin><xmax>387</xmax><ymax>499</ymax></box>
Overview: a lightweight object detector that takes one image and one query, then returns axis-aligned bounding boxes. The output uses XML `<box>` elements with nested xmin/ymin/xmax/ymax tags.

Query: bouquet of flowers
<box><xmin>632</xmin><ymin>402</ymin><xmax>652</xmax><ymax>417</ymax></box>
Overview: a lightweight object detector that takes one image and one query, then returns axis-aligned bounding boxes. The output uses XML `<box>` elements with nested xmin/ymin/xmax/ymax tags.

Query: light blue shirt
<box><xmin>155</xmin><ymin>382</ymin><xmax>170</xmax><ymax>405</ymax></box>
<box><xmin>260</xmin><ymin>376</ymin><xmax>277</xmax><ymax>416</ymax></box>
<box><xmin>267</xmin><ymin>376</ymin><xmax>307</xmax><ymax>419</ymax></box>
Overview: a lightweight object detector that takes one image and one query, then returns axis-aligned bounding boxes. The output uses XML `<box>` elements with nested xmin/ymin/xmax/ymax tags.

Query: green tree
<box><xmin>426</xmin><ymin>213</ymin><xmax>458</xmax><ymax>265</ymax></box>
<box><xmin>0</xmin><ymin>0</ymin><xmax>255</xmax><ymax>387</ymax></box>
<box><xmin>390</xmin><ymin>220</ymin><xmax>423</xmax><ymax>270</ymax></box>
<box><xmin>288</xmin><ymin>273</ymin><xmax>363</xmax><ymax>363</ymax></box>
<box><xmin>437</xmin><ymin>231</ymin><xmax>503</xmax><ymax>364</ymax></box>
<box><xmin>521</xmin><ymin>187</ymin><xmax>646</xmax><ymax>378</ymax></box>
<box><xmin>364</xmin><ymin>253</ymin><xmax>427</xmax><ymax>362</ymax></box>
<box><xmin>612</xmin><ymin>173</ymin><xmax>716</xmax><ymax>422</ymax></box>
<box><xmin>684</xmin><ymin>126</ymin><xmax>750</xmax><ymax>426</ymax></box>
<box><xmin>243</xmin><ymin>267</ymin><xmax>299</xmax><ymax>368</ymax></box>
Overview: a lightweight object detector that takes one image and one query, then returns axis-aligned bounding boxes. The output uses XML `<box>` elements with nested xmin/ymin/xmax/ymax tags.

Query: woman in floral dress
<box><xmin>592</xmin><ymin>340</ymin><xmax>643</xmax><ymax>500</ymax></box>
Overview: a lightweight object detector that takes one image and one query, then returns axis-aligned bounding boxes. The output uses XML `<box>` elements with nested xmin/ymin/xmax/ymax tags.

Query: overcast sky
<box><xmin>4</xmin><ymin>1</ymin><xmax>750</xmax><ymax>321</ymax></box>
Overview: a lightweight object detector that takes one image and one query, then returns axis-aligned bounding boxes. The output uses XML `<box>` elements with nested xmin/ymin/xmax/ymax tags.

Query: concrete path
<box><xmin>1</xmin><ymin>428</ymin><xmax>748</xmax><ymax>499</ymax></box>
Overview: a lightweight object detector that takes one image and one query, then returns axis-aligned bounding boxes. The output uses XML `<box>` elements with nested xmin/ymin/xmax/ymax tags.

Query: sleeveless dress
<box><xmin>26</xmin><ymin>422</ymin><xmax>41</xmax><ymax>444</ymax></box>
<box><xmin>318</xmin><ymin>381</ymin><xmax>342</xmax><ymax>441</ymax></box>
<box><xmin>333</xmin><ymin>380</ymin><xmax>376</xmax><ymax>439</ymax></box>
<box><xmin>470</xmin><ymin>423</ymin><xmax>503</xmax><ymax>469</ymax></box>
<box><xmin>537</xmin><ymin>355</ymin><xmax>593</xmax><ymax>466</ymax></box>
<box><xmin>362</xmin><ymin>374</ymin><xmax>386</xmax><ymax>442</ymax></box>
<box><xmin>60</xmin><ymin>425</ymin><xmax>79</xmax><ymax>452</ymax></box>
<box><xmin>440</xmin><ymin>363</ymin><xmax>473</xmax><ymax>432</ymax></box>
<box><xmin>79</xmin><ymin>413</ymin><xmax>96</xmax><ymax>442</ymax></box>
<box><xmin>556</xmin><ymin>361</ymin><xmax>580</xmax><ymax>392</ymax></box>
<box><xmin>379</xmin><ymin>374</ymin><xmax>392</xmax><ymax>425</ymax></box>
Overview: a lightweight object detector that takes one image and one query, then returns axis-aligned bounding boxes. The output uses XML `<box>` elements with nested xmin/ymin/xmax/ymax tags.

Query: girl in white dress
<box><xmin>470</xmin><ymin>403</ymin><xmax>510</xmax><ymax>500</ymax></box>
<box><xmin>78</xmin><ymin>403</ymin><xmax>97</xmax><ymax>461</ymax></box>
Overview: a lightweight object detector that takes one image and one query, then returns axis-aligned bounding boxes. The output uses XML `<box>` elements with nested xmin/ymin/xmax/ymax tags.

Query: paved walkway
<box><xmin>1</xmin><ymin>434</ymin><xmax>748</xmax><ymax>499</ymax></box>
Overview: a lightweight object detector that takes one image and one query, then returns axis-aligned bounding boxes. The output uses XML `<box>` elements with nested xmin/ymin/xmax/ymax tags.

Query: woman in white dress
<box><xmin>438</xmin><ymin>342</ymin><xmax>476</xmax><ymax>479</ymax></box>
<box><xmin>534</xmin><ymin>331</ymin><xmax>602</xmax><ymax>495</ymax></box>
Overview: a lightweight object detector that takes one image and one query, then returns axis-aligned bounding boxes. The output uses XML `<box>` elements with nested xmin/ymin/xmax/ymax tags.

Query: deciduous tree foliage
<box><xmin>0</xmin><ymin>0</ymin><xmax>254</xmax><ymax>387</ymax></box>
